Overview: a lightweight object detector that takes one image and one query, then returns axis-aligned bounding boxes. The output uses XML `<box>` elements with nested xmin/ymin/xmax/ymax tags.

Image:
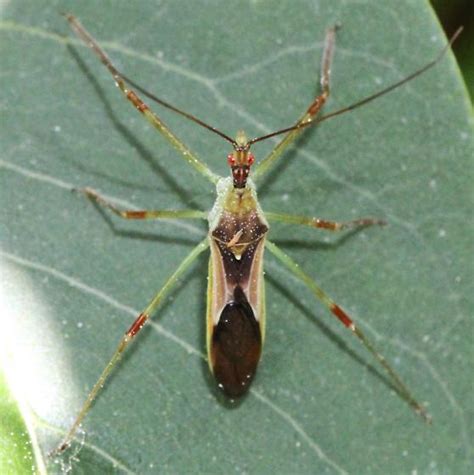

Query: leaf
<box><xmin>1</xmin><ymin>1</ymin><xmax>472</xmax><ymax>474</ymax></box>
<box><xmin>0</xmin><ymin>368</ymin><xmax>37</xmax><ymax>474</ymax></box>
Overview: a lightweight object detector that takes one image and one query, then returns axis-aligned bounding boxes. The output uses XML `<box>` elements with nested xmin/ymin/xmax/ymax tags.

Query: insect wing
<box><xmin>206</xmin><ymin>227</ymin><xmax>267</xmax><ymax>397</ymax></box>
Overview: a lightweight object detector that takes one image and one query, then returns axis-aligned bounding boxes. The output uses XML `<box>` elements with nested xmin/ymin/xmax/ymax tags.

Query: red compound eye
<box><xmin>247</xmin><ymin>153</ymin><xmax>255</xmax><ymax>165</ymax></box>
<box><xmin>227</xmin><ymin>154</ymin><xmax>235</xmax><ymax>166</ymax></box>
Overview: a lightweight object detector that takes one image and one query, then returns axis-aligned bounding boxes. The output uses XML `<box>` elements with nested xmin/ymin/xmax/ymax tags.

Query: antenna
<box><xmin>248</xmin><ymin>26</ymin><xmax>463</xmax><ymax>146</ymax></box>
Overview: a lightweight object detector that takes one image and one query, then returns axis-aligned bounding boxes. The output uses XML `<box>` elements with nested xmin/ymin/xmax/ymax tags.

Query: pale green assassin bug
<box><xmin>51</xmin><ymin>13</ymin><xmax>461</xmax><ymax>456</ymax></box>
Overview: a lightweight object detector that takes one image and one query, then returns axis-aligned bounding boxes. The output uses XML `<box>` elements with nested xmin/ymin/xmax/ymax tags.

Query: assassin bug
<box><xmin>51</xmin><ymin>13</ymin><xmax>461</xmax><ymax>456</ymax></box>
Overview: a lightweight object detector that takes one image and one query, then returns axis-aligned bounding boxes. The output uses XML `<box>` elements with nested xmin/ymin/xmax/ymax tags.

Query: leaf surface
<box><xmin>1</xmin><ymin>1</ymin><xmax>472</xmax><ymax>473</ymax></box>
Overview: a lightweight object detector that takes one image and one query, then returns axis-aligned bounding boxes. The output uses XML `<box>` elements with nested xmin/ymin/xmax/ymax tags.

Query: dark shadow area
<box><xmin>431</xmin><ymin>0</ymin><xmax>474</xmax><ymax>100</ymax></box>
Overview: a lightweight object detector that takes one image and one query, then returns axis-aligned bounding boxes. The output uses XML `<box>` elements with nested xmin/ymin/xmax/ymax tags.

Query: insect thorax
<box><xmin>208</xmin><ymin>177</ymin><xmax>268</xmax><ymax>266</ymax></box>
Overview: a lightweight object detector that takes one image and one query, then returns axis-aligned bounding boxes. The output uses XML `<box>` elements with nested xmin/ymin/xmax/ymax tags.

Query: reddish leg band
<box><xmin>127</xmin><ymin>90</ymin><xmax>149</xmax><ymax>112</ymax></box>
<box><xmin>126</xmin><ymin>313</ymin><xmax>149</xmax><ymax>337</ymax></box>
<box><xmin>125</xmin><ymin>210</ymin><xmax>147</xmax><ymax>219</ymax></box>
<box><xmin>331</xmin><ymin>304</ymin><xmax>354</xmax><ymax>329</ymax></box>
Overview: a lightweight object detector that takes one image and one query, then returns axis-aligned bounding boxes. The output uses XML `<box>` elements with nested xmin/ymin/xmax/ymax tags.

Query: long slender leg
<box><xmin>265</xmin><ymin>211</ymin><xmax>386</xmax><ymax>231</ymax></box>
<box><xmin>64</xmin><ymin>14</ymin><xmax>218</xmax><ymax>184</ymax></box>
<box><xmin>49</xmin><ymin>238</ymin><xmax>209</xmax><ymax>457</ymax></box>
<box><xmin>253</xmin><ymin>24</ymin><xmax>339</xmax><ymax>181</ymax></box>
<box><xmin>76</xmin><ymin>187</ymin><xmax>207</xmax><ymax>220</ymax></box>
<box><xmin>265</xmin><ymin>240</ymin><xmax>431</xmax><ymax>423</ymax></box>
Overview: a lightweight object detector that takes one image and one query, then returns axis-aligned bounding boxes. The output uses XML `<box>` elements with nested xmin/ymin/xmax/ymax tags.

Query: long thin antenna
<box><xmin>119</xmin><ymin>72</ymin><xmax>238</xmax><ymax>147</ymax></box>
<box><xmin>248</xmin><ymin>26</ymin><xmax>463</xmax><ymax>146</ymax></box>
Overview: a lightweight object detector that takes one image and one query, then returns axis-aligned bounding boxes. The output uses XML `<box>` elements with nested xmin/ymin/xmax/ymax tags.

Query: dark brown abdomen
<box><xmin>211</xmin><ymin>285</ymin><xmax>262</xmax><ymax>398</ymax></box>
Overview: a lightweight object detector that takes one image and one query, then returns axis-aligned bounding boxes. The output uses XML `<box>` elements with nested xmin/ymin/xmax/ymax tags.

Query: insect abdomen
<box><xmin>211</xmin><ymin>285</ymin><xmax>262</xmax><ymax>398</ymax></box>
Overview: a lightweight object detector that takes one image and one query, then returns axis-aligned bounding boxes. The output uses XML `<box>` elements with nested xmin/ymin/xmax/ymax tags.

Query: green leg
<box><xmin>252</xmin><ymin>24</ymin><xmax>338</xmax><ymax>182</ymax></box>
<box><xmin>265</xmin><ymin>240</ymin><xmax>431</xmax><ymax>423</ymax></box>
<box><xmin>265</xmin><ymin>211</ymin><xmax>386</xmax><ymax>231</ymax></box>
<box><xmin>64</xmin><ymin>14</ymin><xmax>218</xmax><ymax>184</ymax></box>
<box><xmin>50</xmin><ymin>238</ymin><xmax>209</xmax><ymax>457</ymax></box>
<box><xmin>76</xmin><ymin>187</ymin><xmax>207</xmax><ymax>221</ymax></box>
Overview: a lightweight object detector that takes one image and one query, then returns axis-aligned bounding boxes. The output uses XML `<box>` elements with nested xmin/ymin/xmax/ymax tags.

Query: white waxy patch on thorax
<box><xmin>207</xmin><ymin>177</ymin><xmax>233</xmax><ymax>231</ymax></box>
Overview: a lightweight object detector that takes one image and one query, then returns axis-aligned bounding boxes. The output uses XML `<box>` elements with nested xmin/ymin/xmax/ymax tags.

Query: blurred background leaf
<box><xmin>1</xmin><ymin>0</ymin><xmax>472</xmax><ymax>474</ymax></box>
<box><xmin>0</xmin><ymin>368</ymin><xmax>38</xmax><ymax>474</ymax></box>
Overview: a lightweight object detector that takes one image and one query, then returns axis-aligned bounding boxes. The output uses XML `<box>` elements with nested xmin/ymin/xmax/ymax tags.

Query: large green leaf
<box><xmin>1</xmin><ymin>1</ymin><xmax>472</xmax><ymax>473</ymax></box>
